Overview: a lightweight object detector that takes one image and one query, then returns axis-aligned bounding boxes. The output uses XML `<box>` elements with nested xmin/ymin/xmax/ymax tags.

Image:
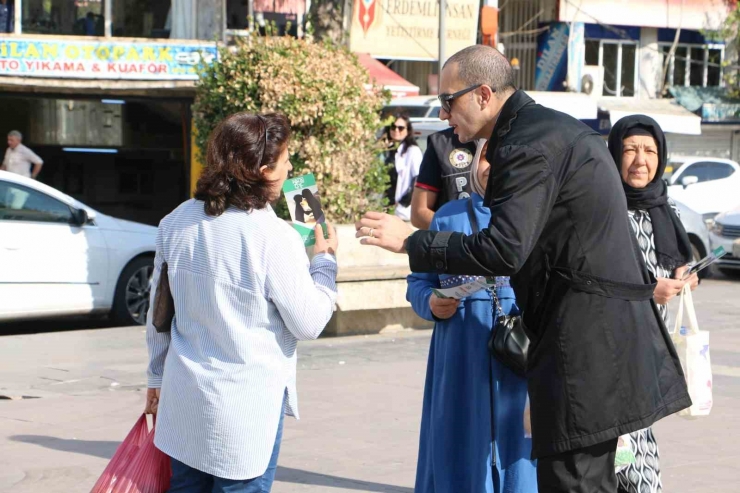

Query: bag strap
<box><xmin>673</xmin><ymin>285</ymin><xmax>685</xmax><ymax>337</ymax></box>
<box><xmin>673</xmin><ymin>284</ymin><xmax>701</xmax><ymax>338</ymax></box>
<box><xmin>466</xmin><ymin>198</ymin><xmax>480</xmax><ymax>235</ymax></box>
<box><xmin>468</xmin><ymin>198</ymin><xmax>504</xmax><ymax>315</ymax></box>
<box><xmin>472</xmin><ymin>197</ymin><xmax>499</xmax><ymax>475</ymax></box>
<box><xmin>683</xmin><ymin>284</ymin><xmax>701</xmax><ymax>335</ymax></box>
<box><xmin>489</xmin><ymin>345</ymin><xmax>498</xmax><ymax>474</ymax></box>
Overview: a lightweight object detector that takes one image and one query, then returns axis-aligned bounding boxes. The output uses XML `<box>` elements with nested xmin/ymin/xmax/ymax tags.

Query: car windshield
<box><xmin>673</xmin><ymin>161</ymin><xmax>736</xmax><ymax>184</ymax></box>
<box><xmin>381</xmin><ymin>105</ymin><xmax>431</xmax><ymax>120</ymax></box>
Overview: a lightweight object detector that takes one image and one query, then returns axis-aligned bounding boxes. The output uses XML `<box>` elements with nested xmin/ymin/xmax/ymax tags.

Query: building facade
<box><xmin>0</xmin><ymin>0</ymin><xmax>308</xmax><ymax>226</ymax></box>
<box><xmin>526</xmin><ymin>0</ymin><xmax>739</xmax><ymax>160</ymax></box>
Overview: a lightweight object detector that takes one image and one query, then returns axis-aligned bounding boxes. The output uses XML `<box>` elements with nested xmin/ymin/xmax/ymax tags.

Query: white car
<box><xmin>667</xmin><ymin>158</ymin><xmax>740</xmax><ymax>220</ymax></box>
<box><xmin>411</xmin><ymin>120</ymin><xmax>451</xmax><ymax>153</ymax></box>
<box><xmin>708</xmin><ymin>205</ymin><xmax>740</xmax><ymax>275</ymax></box>
<box><xmin>382</xmin><ymin>96</ymin><xmax>442</xmax><ymax>123</ymax></box>
<box><xmin>383</xmin><ymin>91</ymin><xmax>599</xmax><ymax>124</ymax></box>
<box><xmin>0</xmin><ymin>170</ymin><xmax>157</xmax><ymax>325</ymax></box>
<box><xmin>674</xmin><ymin>200</ymin><xmax>713</xmax><ymax>278</ymax></box>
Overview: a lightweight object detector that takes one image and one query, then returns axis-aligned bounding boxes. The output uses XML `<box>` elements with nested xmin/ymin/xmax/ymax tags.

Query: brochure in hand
<box><xmin>681</xmin><ymin>246</ymin><xmax>728</xmax><ymax>280</ymax></box>
<box><xmin>282</xmin><ymin>173</ymin><xmax>327</xmax><ymax>247</ymax></box>
<box><xmin>432</xmin><ymin>276</ymin><xmax>496</xmax><ymax>300</ymax></box>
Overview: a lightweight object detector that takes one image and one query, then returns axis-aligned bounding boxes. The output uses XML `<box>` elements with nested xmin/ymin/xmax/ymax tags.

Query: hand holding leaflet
<box><xmin>432</xmin><ymin>277</ymin><xmax>492</xmax><ymax>300</ymax></box>
<box><xmin>282</xmin><ymin>173</ymin><xmax>327</xmax><ymax>247</ymax></box>
<box><xmin>681</xmin><ymin>246</ymin><xmax>727</xmax><ymax>280</ymax></box>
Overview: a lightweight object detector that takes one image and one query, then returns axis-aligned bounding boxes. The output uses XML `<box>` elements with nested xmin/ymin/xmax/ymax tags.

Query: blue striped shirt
<box><xmin>146</xmin><ymin>199</ymin><xmax>337</xmax><ymax>480</ymax></box>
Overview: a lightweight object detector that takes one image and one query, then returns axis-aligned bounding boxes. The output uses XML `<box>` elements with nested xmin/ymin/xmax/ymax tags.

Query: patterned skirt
<box><xmin>616</xmin><ymin>427</ymin><xmax>662</xmax><ymax>493</ymax></box>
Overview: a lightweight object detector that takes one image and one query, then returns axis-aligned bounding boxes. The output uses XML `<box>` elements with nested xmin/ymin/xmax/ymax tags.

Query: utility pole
<box><xmin>13</xmin><ymin>0</ymin><xmax>21</xmax><ymax>34</ymax></box>
<box><xmin>104</xmin><ymin>0</ymin><xmax>112</xmax><ymax>37</ymax></box>
<box><xmin>439</xmin><ymin>0</ymin><xmax>446</xmax><ymax>78</ymax></box>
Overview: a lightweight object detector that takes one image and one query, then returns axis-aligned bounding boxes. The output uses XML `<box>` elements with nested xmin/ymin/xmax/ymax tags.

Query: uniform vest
<box><xmin>427</xmin><ymin>128</ymin><xmax>478</xmax><ymax>210</ymax></box>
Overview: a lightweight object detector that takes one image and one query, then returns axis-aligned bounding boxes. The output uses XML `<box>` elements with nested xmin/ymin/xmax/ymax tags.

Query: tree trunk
<box><xmin>307</xmin><ymin>0</ymin><xmax>348</xmax><ymax>45</ymax></box>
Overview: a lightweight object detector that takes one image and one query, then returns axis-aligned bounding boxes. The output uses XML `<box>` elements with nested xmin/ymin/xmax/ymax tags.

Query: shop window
<box><xmin>585</xmin><ymin>40</ymin><xmax>599</xmax><ymax>66</ymax></box>
<box><xmin>0</xmin><ymin>0</ymin><xmax>15</xmax><ymax>33</ymax></box>
<box><xmin>585</xmin><ymin>39</ymin><xmax>638</xmax><ymax>97</ymax></box>
<box><xmin>254</xmin><ymin>0</ymin><xmax>303</xmax><ymax>37</ymax></box>
<box><xmin>674</xmin><ymin>47</ymin><xmax>688</xmax><ymax>86</ymax></box>
<box><xmin>226</xmin><ymin>0</ymin><xmax>305</xmax><ymax>37</ymax></box>
<box><xmin>119</xmin><ymin>169</ymin><xmax>154</xmax><ymax>195</ymax></box>
<box><xmin>22</xmin><ymin>0</ymin><xmax>105</xmax><ymax>36</ymax></box>
<box><xmin>227</xmin><ymin>0</ymin><xmax>250</xmax><ymax>30</ymax></box>
<box><xmin>113</xmin><ymin>0</ymin><xmax>170</xmax><ymax>38</ymax></box>
<box><xmin>662</xmin><ymin>43</ymin><xmax>724</xmax><ymax>87</ymax></box>
<box><xmin>708</xmin><ymin>49</ymin><xmax>722</xmax><ymax>86</ymax></box>
<box><xmin>63</xmin><ymin>163</ymin><xmax>85</xmax><ymax>195</ymax></box>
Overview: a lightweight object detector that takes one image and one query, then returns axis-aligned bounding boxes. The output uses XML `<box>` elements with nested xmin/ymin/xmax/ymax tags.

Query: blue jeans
<box><xmin>168</xmin><ymin>412</ymin><xmax>284</xmax><ymax>493</ymax></box>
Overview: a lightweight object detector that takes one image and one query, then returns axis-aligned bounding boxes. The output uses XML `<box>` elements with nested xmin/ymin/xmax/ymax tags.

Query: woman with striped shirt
<box><xmin>144</xmin><ymin>112</ymin><xmax>339</xmax><ymax>493</ymax></box>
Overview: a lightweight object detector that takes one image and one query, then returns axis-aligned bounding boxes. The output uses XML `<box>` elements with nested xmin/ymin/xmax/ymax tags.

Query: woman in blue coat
<box><xmin>407</xmin><ymin>141</ymin><xmax>537</xmax><ymax>493</ymax></box>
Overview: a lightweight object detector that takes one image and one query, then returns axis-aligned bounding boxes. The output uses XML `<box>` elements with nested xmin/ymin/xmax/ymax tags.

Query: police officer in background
<box><xmin>410</xmin><ymin>127</ymin><xmax>479</xmax><ymax>229</ymax></box>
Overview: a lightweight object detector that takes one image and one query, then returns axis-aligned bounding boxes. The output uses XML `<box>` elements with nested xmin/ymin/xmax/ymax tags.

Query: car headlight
<box><xmin>711</xmin><ymin>221</ymin><xmax>725</xmax><ymax>236</ymax></box>
<box><xmin>703</xmin><ymin>213</ymin><xmax>718</xmax><ymax>230</ymax></box>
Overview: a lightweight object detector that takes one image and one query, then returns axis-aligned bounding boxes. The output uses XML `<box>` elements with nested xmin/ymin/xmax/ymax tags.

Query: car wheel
<box><xmin>112</xmin><ymin>256</ymin><xmax>154</xmax><ymax>326</ymax></box>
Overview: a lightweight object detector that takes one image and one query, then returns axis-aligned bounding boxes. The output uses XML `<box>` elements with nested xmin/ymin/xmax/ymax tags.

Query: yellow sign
<box><xmin>350</xmin><ymin>0</ymin><xmax>479</xmax><ymax>61</ymax></box>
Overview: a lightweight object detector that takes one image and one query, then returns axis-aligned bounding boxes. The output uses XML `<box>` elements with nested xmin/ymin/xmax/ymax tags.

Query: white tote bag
<box><xmin>672</xmin><ymin>284</ymin><xmax>713</xmax><ymax>418</ymax></box>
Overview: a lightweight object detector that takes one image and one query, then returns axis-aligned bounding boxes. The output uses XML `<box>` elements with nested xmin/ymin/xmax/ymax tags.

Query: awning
<box><xmin>598</xmin><ymin>97</ymin><xmax>702</xmax><ymax>135</ymax></box>
<box><xmin>356</xmin><ymin>53</ymin><xmax>420</xmax><ymax>99</ymax></box>
<box><xmin>669</xmin><ymin>86</ymin><xmax>740</xmax><ymax>123</ymax></box>
<box><xmin>668</xmin><ymin>86</ymin><xmax>737</xmax><ymax>112</ymax></box>
<box><xmin>527</xmin><ymin>91</ymin><xmax>598</xmax><ymax>120</ymax></box>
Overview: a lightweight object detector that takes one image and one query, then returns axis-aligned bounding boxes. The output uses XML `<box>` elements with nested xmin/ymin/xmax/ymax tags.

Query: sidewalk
<box><xmin>1</xmin><ymin>276</ymin><xmax>739</xmax><ymax>492</ymax></box>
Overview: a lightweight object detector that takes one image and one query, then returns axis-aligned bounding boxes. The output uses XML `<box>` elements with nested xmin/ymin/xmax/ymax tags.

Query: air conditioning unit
<box><xmin>581</xmin><ymin>65</ymin><xmax>604</xmax><ymax>97</ymax></box>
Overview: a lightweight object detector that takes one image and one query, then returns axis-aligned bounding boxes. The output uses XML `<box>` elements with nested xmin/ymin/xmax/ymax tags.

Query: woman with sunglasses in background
<box><xmin>389</xmin><ymin>113</ymin><xmax>423</xmax><ymax>221</ymax></box>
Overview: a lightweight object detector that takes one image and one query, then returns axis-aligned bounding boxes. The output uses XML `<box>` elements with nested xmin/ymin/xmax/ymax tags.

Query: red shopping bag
<box><xmin>90</xmin><ymin>414</ymin><xmax>171</xmax><ymax>493</ymax></box>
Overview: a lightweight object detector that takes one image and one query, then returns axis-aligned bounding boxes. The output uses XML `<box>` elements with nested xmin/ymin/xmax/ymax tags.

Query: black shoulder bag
<box><xmin>466</xmin><ymin>199</ymin><xmax>530</xmax><ymax>377</ymax></box>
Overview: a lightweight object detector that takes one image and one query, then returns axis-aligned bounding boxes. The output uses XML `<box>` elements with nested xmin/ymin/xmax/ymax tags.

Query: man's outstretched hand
<box><xmin>355</xmin><ymin>212</ymin><xmax>414</xmax><ymax>254</ymax></box>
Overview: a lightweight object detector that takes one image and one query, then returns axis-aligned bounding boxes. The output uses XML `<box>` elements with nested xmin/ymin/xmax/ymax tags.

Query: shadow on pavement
<box><xmin>0</xmin><ymin>316</ymin><xmax>121</xmax><ymax>336</ymax></box>
<box><xmin>9</xmin><ymin>434</ymin><xmax>119</xmax><ymax>460</ymax></box>
<box><xmin>8</xmin><ymin>437</ymin><xmax>413</xmax><ymax>492</ymax></box>
<box><xmin>275</xmin><ymin>466</ymin><xmax>413</xmax><ymax>492</ymax></box>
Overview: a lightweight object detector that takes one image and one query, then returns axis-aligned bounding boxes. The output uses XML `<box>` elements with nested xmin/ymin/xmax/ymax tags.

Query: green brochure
<box><xmin>282</xmin><ymin>173</ymin><xmax>327</xmax><ymax>247</ymax></box>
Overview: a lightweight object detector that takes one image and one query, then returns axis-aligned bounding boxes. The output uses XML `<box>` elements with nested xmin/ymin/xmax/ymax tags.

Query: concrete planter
<box><xmin>321</xmin><ymin>224</ymin><xmax>433</xmax><ymax>336</ymax></box>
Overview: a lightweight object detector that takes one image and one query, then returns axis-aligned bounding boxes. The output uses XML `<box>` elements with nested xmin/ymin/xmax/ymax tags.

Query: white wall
<box><xmin>638</xmin><ymin>27</ymin><xmax>662</xmax><ymax>99</ymax></box>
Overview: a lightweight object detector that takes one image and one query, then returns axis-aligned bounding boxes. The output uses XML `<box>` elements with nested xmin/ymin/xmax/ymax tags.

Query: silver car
<box><xmin>708</xmin><ymin>205</ymin><xmax>740</xmax><ymax>275</ymax></box>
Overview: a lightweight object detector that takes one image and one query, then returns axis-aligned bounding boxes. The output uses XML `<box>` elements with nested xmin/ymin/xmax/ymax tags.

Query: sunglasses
<box><xmin>390</xmin><ymin>125</ymin><xmax>407</xmax><ymax>131</ymax></box>
<box><xmin>438</xmin><ymin>84</ymin><xmax>484</xmax><ymax>113</ymax></box>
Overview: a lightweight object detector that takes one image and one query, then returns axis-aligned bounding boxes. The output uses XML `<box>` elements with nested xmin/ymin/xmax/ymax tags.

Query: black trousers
<box><xmin>537</xmin><ymin>438</ymin><xmax>619</xmax><ymax>493</ymax></box>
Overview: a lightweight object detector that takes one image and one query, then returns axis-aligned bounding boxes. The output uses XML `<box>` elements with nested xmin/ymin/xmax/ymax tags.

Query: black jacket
<box><xmin>406</xmin><ymin>91</ymin><xmax>690</xmax><ymax>458</ymax></box>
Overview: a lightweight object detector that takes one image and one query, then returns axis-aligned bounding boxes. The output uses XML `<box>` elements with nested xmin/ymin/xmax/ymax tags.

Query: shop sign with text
<box><xmin>350</xmin><ymin>0</ymin><xmax>479</xmax><ymax>60</ymax></box>
<box><xmin>0</xmin><ymin>38</ymin><xmax>218</xmax><ymax>80</ymax></box>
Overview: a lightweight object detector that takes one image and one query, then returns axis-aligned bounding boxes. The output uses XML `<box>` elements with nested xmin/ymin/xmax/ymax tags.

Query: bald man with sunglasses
<box><xmin>356</xmin><ymin>45</ymin><xmax>690</xmax><ymax>493</ymax></box>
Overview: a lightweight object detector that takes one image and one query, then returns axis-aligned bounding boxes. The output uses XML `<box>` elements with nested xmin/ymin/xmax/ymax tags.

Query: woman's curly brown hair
<box><xmin>195</xmin><ymin>112</ymin><xmax>291</xmax><ymax>216</ymax></box>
